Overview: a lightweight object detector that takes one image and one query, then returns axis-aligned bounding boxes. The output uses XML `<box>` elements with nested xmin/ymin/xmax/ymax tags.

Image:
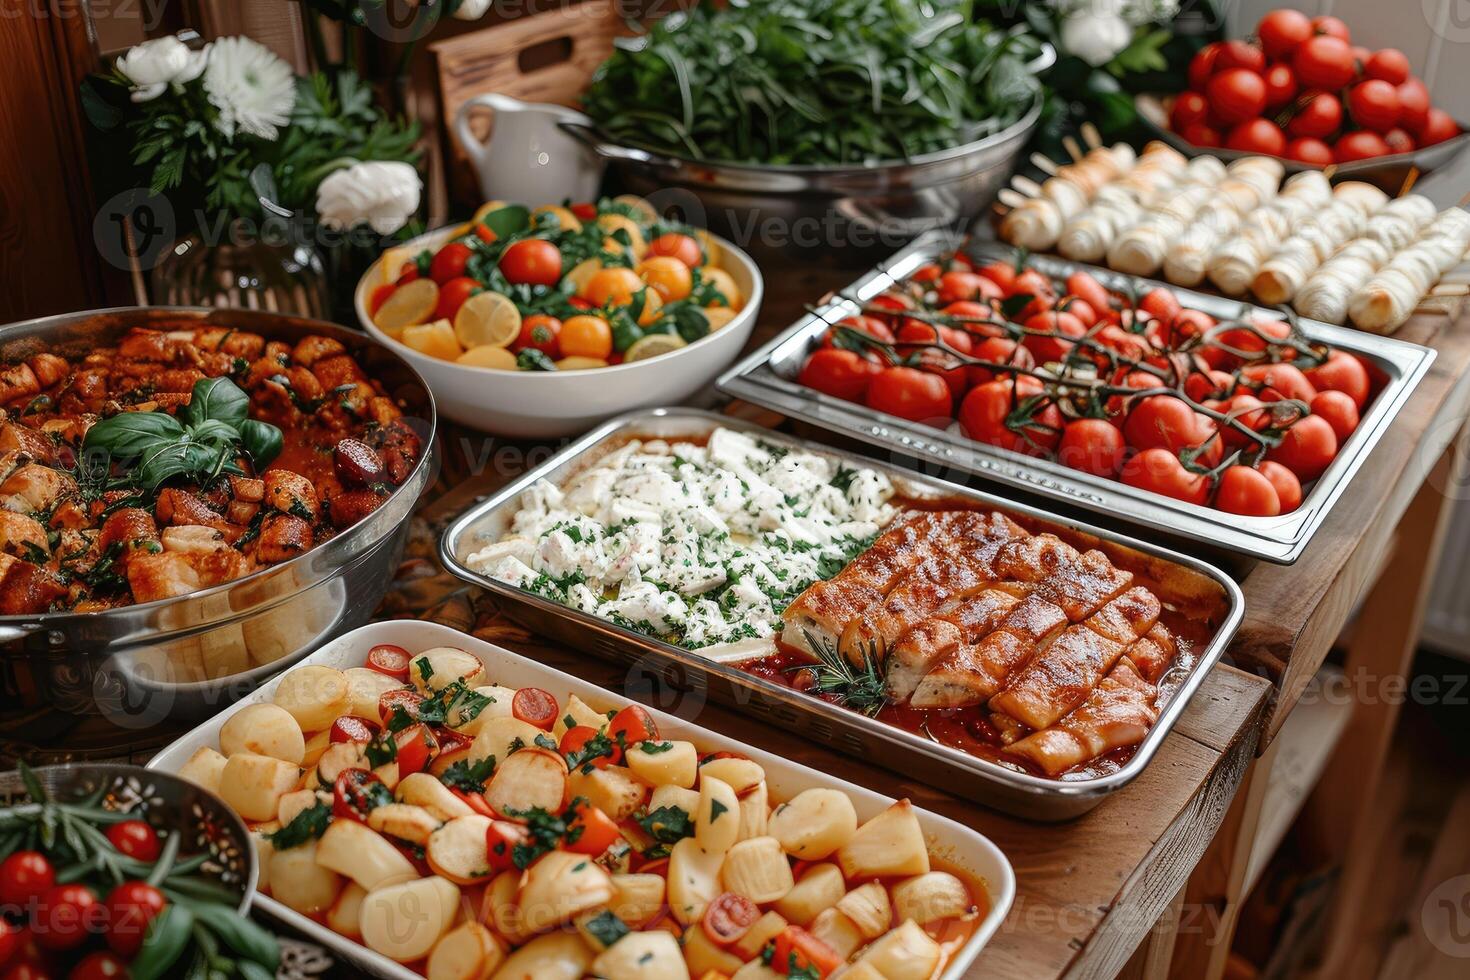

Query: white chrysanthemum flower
<box><xmin>204</xmin><ymin>36</ymin><xmax>296</xmax><ymax>140</ymax></box>
<box><xmin>316</xmin><ymin>161</ymin><xmax>422</xmax><ymax>235</ymax></box>
<box><xmin>454</xmin><ymin>0</ymin><xmax>493</xmax><ymax>19</ymax></box>
<box><xmin>115</xmin><ymin>35</ymin><xmax>207</xmax><ymax>103</ymax></box>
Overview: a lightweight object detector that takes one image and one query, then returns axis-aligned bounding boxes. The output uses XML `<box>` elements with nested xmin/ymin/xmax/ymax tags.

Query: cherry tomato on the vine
<box><xmin>104</xmin><ymin>820</ymin><xmax>160</xmax><ymax>863</ymax></box>
<box><xmin>865</xmin><ymin>366</ymin><xmax>953</xmax><ymax>426</ymax></box>
<box><xmin>1214</xmin><ymin>466</ymin><xmax>1282</xmax><ymax>517</ymax></box>
<box><xmin>1057</xmin><ymin>419</ymin><xmax>1126</xmax><ymax>478</ymax></box>
<box><xmin>102</xmin><ymin>881</ymin><xmax>166</xmax><ymax>958</ymax></box>
<box><xmin>0</xmin><ymin>852</ymin><xmax>54</xmax><ymax>910</ymax></box>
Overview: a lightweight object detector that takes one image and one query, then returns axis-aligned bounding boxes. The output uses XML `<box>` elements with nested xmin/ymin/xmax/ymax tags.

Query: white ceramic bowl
<box><xmin>355</xmin><ymin>224</ymin><xmax>763</xmax><ymax>437</ymax></box>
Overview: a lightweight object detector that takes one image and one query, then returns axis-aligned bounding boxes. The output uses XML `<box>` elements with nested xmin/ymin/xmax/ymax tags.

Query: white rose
<box><xmin>1060</xmin><ymin>11</ymin><xmax>1133</xmax><ymax>67</ymax></box>
<box><xmin>115</xmin><ymin>35</ymin><xmax>207</xmax><ymax>103</ymax></box>
<box><xmin>454</xmin><ymin>0</ymin><xmax>492</xmax><ymax>19</ymax></box>
<box><xmin>316</xmin><ymin>161</ymin><xmax>422</xmax><ymax>236</ymax></box>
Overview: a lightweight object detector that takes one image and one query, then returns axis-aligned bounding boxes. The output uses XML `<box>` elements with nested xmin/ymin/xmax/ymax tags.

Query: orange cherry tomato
<box><xmin>565</xmin><ymin>800</ymin><xmax>622</xmax><ymax>856</ymax></box>
<box><xmin>560</xmin><ymin>315</ymin><xmax>614</xmax><ymax>359</ymax></box>
<box><xmin>771</xmin><ymin>926</ymin><xmax>843</xmax><ymax>978</ymax></box>
<box><xmin>647</xmin><ymin>233</ymin><xmax>702</xmax><ymax>268</ymax></box>
<box><xmin>560</xmin><ymin>726</ymin><xmax>620</xmax><ymax>769</ymax></box>
<box><xmin>583</xmin><ymin>267</ymin><xmax>644</xmax><ymax>307</ymax></box>
<box><xmin>637</xmin><ymin>256</ymin><xmax>694</xmax><ymax>302</ymax></box>
<box><xmin>702</xmin><ymin>892</ymin><xmax>759</xmax><ymax>947</ymax></box>
<box><xmin>607</xmin><ymin>705</ymin><xmax>659</xmax><ymax>747</ymax></box>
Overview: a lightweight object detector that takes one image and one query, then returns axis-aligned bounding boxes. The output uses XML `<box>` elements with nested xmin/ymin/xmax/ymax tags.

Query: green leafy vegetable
<box><xmin>264</xmin><ymin>801</ymin><xmax>331</xmax><ymax>850</ymax></box>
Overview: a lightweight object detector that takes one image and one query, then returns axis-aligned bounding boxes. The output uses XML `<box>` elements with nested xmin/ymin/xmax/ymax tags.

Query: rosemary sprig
<box><xmin>791</xmin><ymin>630</ymin><xmax>889</xmax><ymax>717</ymax></box>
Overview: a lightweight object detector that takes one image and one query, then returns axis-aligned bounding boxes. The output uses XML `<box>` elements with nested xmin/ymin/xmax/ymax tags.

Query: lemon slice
<box><xmin>625</xmin><ymin>334</ymin><xmax>686</xmax><ymax>362</ymax></box>
<box><xmin>531</xmin><ymin>204</ymin><xmax>583</xmax><ymax>231</ymax></box>
<box><xmin>400</xmin><ymin>320</ymin><xmax>463</xmax><ymax>361</ymax></box>
<box><xmin>637</xmin><ymin>289</ymin><xmax>664</xmax><ymax>327</ymax></box>
<box><xmin>613</xmin><ymin>194</ymin><xmax>659</xmax><ymax>224</ymax></box>
<box><xmin>566</xmin><ymin>257</ymin><xmax>604</xmax><ymax>298</ymax></box>
<box><xmin>704</xmin><ymin>307</ymin><xmax>737</xmax><ymax>331</ymax></box>
<box><xmin>694</xmin><ymin>229</ymin><xmax>722</xmax><ymax>267</ymax></box>
<box><xmin>457</xmin><ymin>345</ymin><xmax>518</xmax><ymax>369</ymax></box>
<box><xmin>554</xmin><ymin>356</ymin><xmax>609</xmax><ymax>370</ymax></box>
<box><xmin>454</xmin><ymin>291</ymin><xmax>522</xmax><ymax>349</ymax></box>
<box><xmin>374</xmin><ymin>279</ymin><xmax>439</xmax><ymax>334</ymax></box>
<box><xmin>378</xmin><ymin>244</ymin><xmax>416</xmax><ymax>284</ymax></box>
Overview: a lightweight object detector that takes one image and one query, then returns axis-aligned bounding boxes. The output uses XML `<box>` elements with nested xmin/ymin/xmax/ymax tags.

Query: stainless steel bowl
<box><xmin>0</xmin><ymin>307</ymin><xmax>437</xmax><ymax>723</ymax></box>
<box><xmin>0</xmin><ymin>763</ymin><xmax>256</xmax><ymax>912</ymax></box>
<box><xmin>565</xmin><ymin>52</ymin><xmax>1050</xmax><ymax>266</ymax></box>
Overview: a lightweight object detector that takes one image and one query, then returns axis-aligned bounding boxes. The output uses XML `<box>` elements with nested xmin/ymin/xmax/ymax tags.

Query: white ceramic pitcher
<box><xmin>453</xmin><ymin>93</ymin><xmax>606</xmax><ymax>204</ymax></box>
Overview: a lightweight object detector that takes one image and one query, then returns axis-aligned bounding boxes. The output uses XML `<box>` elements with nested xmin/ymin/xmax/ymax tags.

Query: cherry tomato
<box><xmin>1365</xmin><ymin>48</ymin><xmax>1411</xmax><ymax>86</ymax></box>
<box><xmin>703</xmin><ymin>892</ymin><xmax>759</xmax><ymax>947</ymax></box>
<box><xmin>1258</xmin><ymin>9</ymin><xmax>1312</xmax><ymax>60</ymax></box>
<box><xmin>433</xmin><ymin>727</ymin><xmax>473</xmax><ymax>769</ymax></box>
<box><xmin>368</xmin><ymin>282</ymin><xmax>397</xmax><ymax>316</ymax></box>
<box><xmin>1287</xmin><ymin>91</ymin><xmax>1342</xmax><ymax>139</ymax></box>
<box><xmin>1188</xmin><ymin>43</ymin><xmax>1223</xmax><ymax>90</ymax></box>
<box><xmin>564</xmin><ymin>800</ymin><xmax>621</xmax><ymax>856</ymax></box>
<box><xmin>366</xmin><ymin>644</ymin><xmax>412</xmax><ymax>681</ymax></box>
<box><xmin>1207</xmin><ymin>69</ymin><xmax>1267</xmax><ymax>125</ymax></box>
<box><xmin>646</xmin><ymin>232</ymin><xmax>702</xmax><ymax>268</ymax></box>
<box><xmin>607</xmin><ymin>705</ymin><xmax>659</xmax><ymax>748</ymax></box>
<box><xmin>1294</xmin><ymin>36</ymin><xmax>1355</xmax><ymax>90</ymax></box>
<box><xmin>101</xmin><ymin>881</ymin><xmax>166</xmax><ymax>958</ymax></box>
<box><xmin>1121</xmin><ymin>448</ymin><xmax>1209</xmax><ymax>505</ymax></box>
<box><xmin>69</xmin><ymin>952</ymin><xmax>128</xmax><ymax>980</ymax></box>
<box><xmin>1397</xmin><ymin>77</ymin><xmax>1431</xmax><ymax>132</ymax></box>
<box><xmin>473</xmin><ymin>222</ymin><xmax>497</xmax><ymax>244</ymax></box>
<box><xmin>1239</xmin><ymin>363</ymin><xmax>1317</xmax><ymax>403</ymax></box>
<box><xmin>967</xmin><ymin>337</ymin><xmax>1033</xmax><ymax>387</ymax></box>
<box><xmin>865</xmin><ymin>366</ymin><xmax>952</xmax><ymax>425</ymax></box>
<box><xmin>377</xmin><ymin>688</ymin><xmax>424</xmax><ymax>726</ymax></box>
<box><xmin>2</xmin><ymin>967</ymin><xmax>50</xmax><ymax>980</ymax></box>
<box><xmin>1226</xmin><ymin>119</ymin><xmax>1287</xmax><ymax>155</ymax></box>
<box><xmin>1263</xmin><ymin>64</ymin><xmax>1298</xmax><ymax>108</ymax></box>
<box><xmin>772</xmin><ymin>926</ymin><xmax>843</xmax><ymax>978</ymax></box>
<box><xmin>865</xmin><ymin>293</ymin><xmax>914</xmax><ymax>326</ymax></box>
<box><xmin>485</xmin><ymin>820</ymin><xmax>530</xmax><ymax>873</ymax></box>
<box><xmin>0</xmin><ymin>919</ymin><xmax>21</xmax><ymax>965</ymax></box>
<box><xmin>1418</xmin><ymin>108</ymin><xmax>1460</xmax><ymax>147</ymax></box>
<box><xmin>1285</xmin><ymin>137</ymin><xmax>1335</xmax><ymax>165</ymax></box>
<box><xmin>1259</xmin><ymin>460</ymin><xmax>1304</xmax><ymax>512</ymax></box>
<box><xmin>560</xmin><ymin>726</ymin><xmax>619</xmax><ymax>770</ymax></box>
<box><xmin>513</xmin><ymin>314</ymin><xmax>562</xmax><ymax>357</ymax></box>
<box><xmin>975</xmin><ymin>261</ymin><xmax>1017</xmax><ymax>293</ymax></box>
<box><xmin>937</xmin><ymin>271</ymin><xmax>1001</xmax><ymax>305</ymax></box>
<box><xmin>1057</xmin><ymin>419</ymin><xmax>1125</xmax><ymax>478</ymax></box>
<box><xmin>1348</xmin><ymin>80</ymin><xmax>1400</xmax><ymax>133</ymax></box>
<box><xmin>800</xmin><ymin>349</ymin><xmax>880</xmax><ymax>403</ymax></box>
<box><xmin>1311</xmin><ymin>15</ymin><xmax>1351</xmax><ymax>42</ymax></box>
<box><xmin>1214</xmin><ymin>465</ymin><xmax>1281</xmax><ymax>517</ymax></box>
<box><xmin>560</xmin><ymin>315</ymin><xmax>614</xmax><ymax>360</ymax></box>
<box><xmin>1384</xmin><ymin>128</ymin><xmax>1417</xmax><ymax>154</ymax></box>
<box><xmin>1311</xmin><ymin>390</ymin><xmax>1360</xmax><ymax>442</ymax></box>
<box><xmin>397</xmin><ymin>261</ymin><xmax>420</xmax><ymax>284</ymax></box>
<box><xmin>1010</xmin><ymin>269</ymin><xmax>1056</xmax><ymax>313</ymax></box>
<box><xmin>330</xmin><ymin>716</ymin><xmax>378</xmax><ymax>744</ymax></box>
<box><xmin>429</xmin><ymin>242</ymin><xmax>472</xmax><ymax>285</ymax></box>
<box><xmin>394</xmin><ymin>723</ymin><xmax>432</xmax><ymax>776</ymax></box>
<box><xmin>104</xmin><ymin>820</ymin><xmax>160</xmax><ymax>863</ymax></box>
<box><xmin>433</xmin><ymin>276</ymin><xmax>481</xmax><ymax>321</ymax></box>
<box><xmin>939</xmin><ymin>301</ymin><xmax>1003</xmax><ymax>342</ymax></box>
<box><xmin>450</xmin><ymin>788</ymin><xmax>494</xmax><ymax>817</ymax></box>
<box><xmin>569</xmin><ymin>202</ymin><xmax>598</xmax><ymax>222</ymax></box>
<box><xmin>820</xmin><ymin>315</ymin><xmax>895</xmax><ymax>348</ymax></box>
<box><xmin>1268</xmin><ymin>414</ymin><xmax>1339</xmax><ymax>481</ymax></box>
<box><xmin>1065</xmin><ymin>271</ymin><xmax>1111</xmax><ymax>313</ymax></box>
<box><xmin>958</xmin><ymin>378</ymin><xmax>1062</xmax><ymax>457</ymax></box>
<box><xmin>1179</xmin><ymin>121</ymin><xmax>1223</xmax><ymax>148</ymax></box>
<box><xmin>1124</xmin><ymin>395</ymin><xmax>1217</xmax><ymax>459</ymax></box>
<box><xmin>34</xmin><ymin>884</ymin><xmax>100</xmax><ymax>951</ymax></box>
<box><xmin>1215</xmin><ymin>317</ymin><xmax>1290</xmax><ymax>361</ymax></box>
<box><xmin>1022</xmin><ymin>310</ymin><xmax>1086</xmax><ymax>364</ymax></box>
<box><xmin>512</xmin><ymin>688</ymin><xmax>558</xmax><ymax>730</ymax></box>
<box><xmin>1220</xmin><ymin>393</ymin><xmax>1274</xmax><ymax>451</ymax></box>
<box><xmin>1170</xmin><ymin>92</ymin><xmax>1210</xmax><ymax>130</ymax></box>
<box><xmin>911</xmin><ymin>263</ymin><xmax>943</xmax><ymax>283</ymax></box>
<box><xmin>0</xmin><ymin>852</ymin><xmax>54</xmax><ymax>909</ymax></box>
<box><xmin>333</xmin><ymin>768</ymin><xmax>386</xmax><ymax>823</ymax></box>
<box><xmin>1216</xmin><ymin>40</ymin><xmax>1265</xmax><ymax>74</ymax></box>
<box><xmin>1335</xmin><ymin>130</ymin><xmax>1391</xmax><ymax>162</ymax></box>
<box><xmin>499</xmin><ymin>239</ymin><xmax>563</xmax><ymax>287</ymax></box>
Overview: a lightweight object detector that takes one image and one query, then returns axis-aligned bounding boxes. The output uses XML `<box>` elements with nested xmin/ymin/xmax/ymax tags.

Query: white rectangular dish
<box><xmin>148</xmin><ymin>619</ymin><xmax>1017</xmax><ymax>980</ymax></box>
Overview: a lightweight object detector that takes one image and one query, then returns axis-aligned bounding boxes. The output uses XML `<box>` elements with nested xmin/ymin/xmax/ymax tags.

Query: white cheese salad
<box><xmin>467</xmin><ymin>428</ymin><xmax>897</xmax><ymax>660</ymax></box>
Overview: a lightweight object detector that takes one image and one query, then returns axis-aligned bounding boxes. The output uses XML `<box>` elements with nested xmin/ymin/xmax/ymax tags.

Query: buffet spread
<box><xmin>4</xmin><ymin>2</ymin><xmax>1468</xmax><ymax>979</ymax></box>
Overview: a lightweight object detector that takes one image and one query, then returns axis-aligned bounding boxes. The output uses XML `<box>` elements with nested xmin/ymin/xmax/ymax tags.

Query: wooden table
<box><xmin>3</xmin><ymin>258</ymin><xmax>1465</xmax><ymax>980</ymax></box>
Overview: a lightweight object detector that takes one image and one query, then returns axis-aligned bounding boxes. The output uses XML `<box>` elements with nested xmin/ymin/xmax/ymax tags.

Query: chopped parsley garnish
<box><xmin>533</xmin><ymin>733</ymin><xmax>558</xmax><ymax>751</ymax></box>
<box><xmin>565</xmin><ymin>730</ymin><xmax>618</xmax><ymax>774</ymax></box>
<box><xmin>440</xmin><ymin>755</ymin><xmax>496</xmax><ymax>793</ymax></box>
<box><xmin>583</xmin><ymin>910</ymin><xmax>630</xmax><ymax>948</ymax></box>
<box><xmin>414</xmin><ymin>656</ymin><xmax>434</xmax><ymax>681</ymax></box>
<box><xmin>507</xmin><ymin>802</ymin><xmax>583</xmax><ymax>869</ymax></box>
<box><xmin>638</xmin><ymin>740</ymin><xmax>675</xmax><ymax>755</ymax></box>
<box><xmin>709</xmin><ymin>799</ymin><xmax>729</xmax><ymax>823</ymax></box>
<box><xmin>265</xmin><ymin>802</ymin><xmax>330</xmax><ymax>850</ymax></box>
<box><xmin>636</xmin><ymin>805</ymin><xmax>694</xmax><ymax>857</ymax></box>
<box><xmin>364</xmin><ymin>732</ymin><xmax>397</xmax><ymax>767</ymax></box>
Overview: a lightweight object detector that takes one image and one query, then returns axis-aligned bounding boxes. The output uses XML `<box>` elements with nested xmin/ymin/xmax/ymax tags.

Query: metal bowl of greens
<box><xmin>574</xmin><ymin>0</ymin><xmax>1050</xmax><ymax>263</ymax></box>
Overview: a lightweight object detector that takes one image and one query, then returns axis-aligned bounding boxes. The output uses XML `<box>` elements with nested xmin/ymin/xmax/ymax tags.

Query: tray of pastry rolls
<box><xmin>441</xmin><ymin>408</ymin><xmax>1243</xmax><ymax>820</ymax></box>
<box><xmin>716</xmin><ymin>228</ymin><xmax>1434</xmax><ymax>564</ymax></box>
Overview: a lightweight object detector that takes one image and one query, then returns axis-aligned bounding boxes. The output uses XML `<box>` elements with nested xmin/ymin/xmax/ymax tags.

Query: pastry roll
<box><xmin>999</xmin><ymin>200</ymin><xmax>1067</xmax><ymax>251</ymax></box>
<box><xmin>1332</xmin><ymin>180</ymin><xmax>1390</xmax><ymax>216</ymax></box>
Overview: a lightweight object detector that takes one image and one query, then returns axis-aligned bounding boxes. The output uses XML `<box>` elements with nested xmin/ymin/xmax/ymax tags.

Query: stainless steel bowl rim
<box><xmin>0</xmin><ymin>306</ymin><xmax>438</xmax><ymax>636</ymax></box>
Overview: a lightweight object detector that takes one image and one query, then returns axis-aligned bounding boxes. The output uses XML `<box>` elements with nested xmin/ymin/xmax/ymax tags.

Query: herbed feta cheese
<box><xmin>465</xmin><ymin>431</ymin><xmax>897</xmax><ymax>652</ymax></box>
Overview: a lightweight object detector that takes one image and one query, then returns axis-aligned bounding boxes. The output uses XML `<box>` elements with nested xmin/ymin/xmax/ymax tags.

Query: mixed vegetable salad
<box><xmin>369</xmin><ymin>197</ymin><xmax>744</xmax><ymax>371</ymax></box>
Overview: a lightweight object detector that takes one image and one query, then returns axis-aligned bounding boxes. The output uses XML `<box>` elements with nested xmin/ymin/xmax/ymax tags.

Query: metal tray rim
<box><xmin>715</xmin><ymin>231</ymin><xmax>1438</xmax><ymax>564</ymax></box>
<box><xmin>439</xmin><ymin>406</ymin><xmax>1245</xmax><ymax>811</ymax></box>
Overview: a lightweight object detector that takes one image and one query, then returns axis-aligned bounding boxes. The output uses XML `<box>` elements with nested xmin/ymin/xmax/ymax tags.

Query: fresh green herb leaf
<box><xmin>265</xmin><ymin>802</ymin><xmax>330</xmax><ymax>850</ymax></box>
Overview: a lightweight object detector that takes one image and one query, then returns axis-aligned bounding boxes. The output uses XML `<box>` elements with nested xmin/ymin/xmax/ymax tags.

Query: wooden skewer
<box><xmin>1080</xmin><ymin>122</ymin><xmax>1101</xmax><ymax>149</ymax></box>
<box><xmin>1011</xmin><ymin>174</ymin><xmax>1044</xmax><ymax>198</ymax></box>
<box><xmin>1321</xmin><ymin>164</ymin><xmax>1337</xmax><ymax>181</ymax></box>
<box><xmin>1062</xmin><ymin>135</ymin><xmax>1084</xmax><ymax>162</ymax></box>
<box><xmin>1030</xmin><ymin>152</ymin><xmax>1060</xmax><ymax>175</ymax></box>
<box><xmin>1398</xmin><ymin>166</ymin><xmax>1420</xmax><ymax>196</ymax></box>
<box><xmin>997</xmin><ymin>188</ymin><xmax>1029</xmax><ymax>209</ymax></box>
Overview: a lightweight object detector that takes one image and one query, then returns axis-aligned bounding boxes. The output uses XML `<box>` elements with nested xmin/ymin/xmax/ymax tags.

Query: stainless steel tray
<box><xmin>440</xmin><ymin>408</ymin><xmax>1244</xmax><ymax>820</ymax></box>
<box><xmin>715</xmin><ymin>230</ymin><xmax>1437</xmax><ymax>564</ymax></box>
